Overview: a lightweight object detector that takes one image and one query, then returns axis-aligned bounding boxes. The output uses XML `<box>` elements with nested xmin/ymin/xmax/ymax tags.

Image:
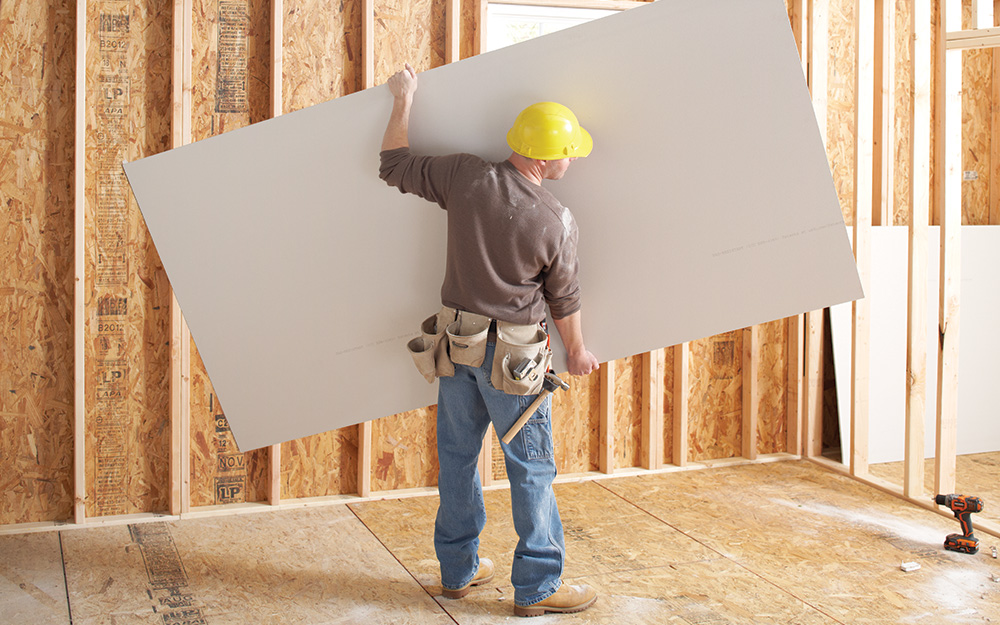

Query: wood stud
<box><xmin>599</xmin><ymin>361</ymin><xmax>615</xmax><ymax>474</ymax></box>
<box><xmin>934</xmin><ymin>0</ymin><xmax>962</xmax><ymax>497</ymax></box>
<box><xmin>641</xmin><ymin>349</ymin><xmax>665</xmax><ymax>470</ymax></box>
<box><xmin>742</xmin><ymin>327</ymin><xmax>759</xmax><ymax>461</ymax></box>
<box><xmin>786</xmin><ymin>315</ymin><xmax>803</xmax><ymax>457</ymax></box>
<box><xmin>74</xmin><ymin>0</ymin><xmax>87</xmax><ymax>526</ymax></box>
<box><xmin>873</xmin><ymin>0</ymin><xmax>895</xmax><ymax>226</ymax></box>
<box><xmin>673</xmin><ymin>344</ymin><xmax>689</xmax><ymax>467</ymax></box>
<box><xmin>850</xmin><ymin>0</ymin><xmax>874</xmax><ymax>478</ymax></box>
<box><xmin>903</xmin><ymin>0</ymin><xmax>931</xmax><ymax>500</ymax></box>
<box><xmin>357</xmin><ymin>0</ymin><xmax>376</xmax><ymax>498</ymax></box>
<box><xmin>170</xmin><ymin>0</ymin><xmax>195</xmax><ymax>516</ymax></box>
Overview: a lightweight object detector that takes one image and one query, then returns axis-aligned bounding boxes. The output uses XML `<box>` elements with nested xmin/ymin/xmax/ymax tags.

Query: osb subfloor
<box><xmin>2</xmin><ymin>461</ymin><xmax>999</xmax><ymax>624</ymax></box>
<box><xmin>870</xmin><ymin>451</ymin><xmax>1000</xmax><ymax>527</ymax></box>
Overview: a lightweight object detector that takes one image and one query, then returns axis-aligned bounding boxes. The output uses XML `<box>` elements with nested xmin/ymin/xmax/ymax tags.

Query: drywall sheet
<box><xmin>124</xmin><ymin>0</ymin><xmax>862</xmax><ymax>451</ymax></box>
<box><xmin>831</xmin><ymin>227</ymin><xmax>1000</xmax><ymax>463</ymax></box>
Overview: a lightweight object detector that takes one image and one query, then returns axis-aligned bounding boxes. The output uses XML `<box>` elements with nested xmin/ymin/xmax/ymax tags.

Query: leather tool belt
<box><xmin>406</xmin><ymin>306</ymin><xmax>553</xmax><ymax>396</ymax></box>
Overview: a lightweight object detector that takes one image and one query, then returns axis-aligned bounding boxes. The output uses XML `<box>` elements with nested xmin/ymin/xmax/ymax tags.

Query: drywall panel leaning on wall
<box><xmin>831</xmin><ymin>227</ymin><xmax>1000</xmax><ymax>463</ymax></box>
<box><xmin>124</xmin><ymin>0</ymin><xmax>863</xmax><ymax>451</ymax></box>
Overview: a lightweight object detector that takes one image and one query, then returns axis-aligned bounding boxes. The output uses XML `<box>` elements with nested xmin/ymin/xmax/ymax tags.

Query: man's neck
<box><xmin>507</xmin><ymin>153</ymin><xmax>544</xmax><ymax>185</ymax></box>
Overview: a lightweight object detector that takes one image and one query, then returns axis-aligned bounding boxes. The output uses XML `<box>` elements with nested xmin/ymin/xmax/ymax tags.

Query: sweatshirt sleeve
<box><xmin>379</xmin><ymin>147</ymin><xmax>466</xmax><ymax>208</ymax></box>
<box><xmin>541</xmin><ymin>221</ymin><xmax>582</xmax><ymax>320</ymax></box>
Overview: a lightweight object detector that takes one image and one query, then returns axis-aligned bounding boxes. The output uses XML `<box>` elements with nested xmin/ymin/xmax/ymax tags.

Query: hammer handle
<box><xmin>501</xmin><ymin>391</ymin><xmax>551</xmax><ymax>445</ymax></box>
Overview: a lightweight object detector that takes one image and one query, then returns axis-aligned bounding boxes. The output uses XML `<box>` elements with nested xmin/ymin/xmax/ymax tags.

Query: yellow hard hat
<box><xmin>506</xmin><ymin>102</ymin><xmax>593</xmax><ymax>160</ymax></box>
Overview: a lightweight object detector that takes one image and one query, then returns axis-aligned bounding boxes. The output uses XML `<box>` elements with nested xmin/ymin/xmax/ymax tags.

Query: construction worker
<box><xmin>379</xmin><ymin>63</ymin><xmax>599</xmax><ymax>617</ymax></box>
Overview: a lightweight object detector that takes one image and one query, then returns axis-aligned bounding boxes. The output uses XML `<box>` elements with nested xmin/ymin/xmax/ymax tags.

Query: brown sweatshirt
<box><xmin>379</xmin><ymin>147</ymin><xmax>581</xmax><ymax>324</ymax></box>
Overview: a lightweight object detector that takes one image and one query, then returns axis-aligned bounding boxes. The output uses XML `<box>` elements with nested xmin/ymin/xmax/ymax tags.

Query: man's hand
<box><xmin>387</xmin><ymin>63</ymin><xmax>417</xmax><ymax>101</ymax></box>
<box><xmin>552</xmin><ymin>310</ymin><xmax>599</xmax><ymax>377</ymax></box>
<box><xmin>382</xmin><ymin>63</ymin><xmax>417</xmax><ymax>151</ymax></box>
<box><xmin>566</xmin><ymin>348</ymin><xmax>599</xmax><ymax>377</ymax></box>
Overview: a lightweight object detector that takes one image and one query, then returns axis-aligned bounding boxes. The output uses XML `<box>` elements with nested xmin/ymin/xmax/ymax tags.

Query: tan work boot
<box><xmin>441</xmin><ymin>558</ymin><xmax>495</xmax><ymax>599</ymax></box>
<box><xmin>514</xmin><ymin>583</ymin><xmax>598</xmax><ymax>617</ymax></box>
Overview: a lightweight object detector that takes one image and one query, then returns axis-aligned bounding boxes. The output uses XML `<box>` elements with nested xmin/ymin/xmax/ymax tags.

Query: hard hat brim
<box><xmin>569</xmin><ymin>126</ymin><xmax>593</xmax><ymax>159</ymax></box>
<box><xmin>506</xmin><ymin>124</ymin><xmax>594</xmax><ymax>160</ymax></box>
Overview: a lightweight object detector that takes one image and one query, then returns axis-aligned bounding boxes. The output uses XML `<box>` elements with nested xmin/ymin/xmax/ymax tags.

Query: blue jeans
<box><xmin>435</xmin><ymin>340</ymin><xmax>564</xmax><ymax>606</ymax></box>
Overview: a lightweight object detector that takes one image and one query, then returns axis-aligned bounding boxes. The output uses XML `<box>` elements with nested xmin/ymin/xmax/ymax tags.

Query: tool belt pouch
<box><xmin>492</xmin><ymin>322</ymin><xmax>552</xmax><ymax>396</ymax></box>
<box><xmin>446</xmin><ymin>310</ymin><xmax>491</xmax><ymax>368</ymax></box>
<box><xmin>406</xmin><ymin>310</ymin><xmax>455</xmax><ymax>383</ymax></box>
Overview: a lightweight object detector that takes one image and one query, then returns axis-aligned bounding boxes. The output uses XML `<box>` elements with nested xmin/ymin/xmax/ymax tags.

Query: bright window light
<box><xmin>486</xmin><ymin>4</ymin><xmax>618</xmax><ymax>51</ymax></box>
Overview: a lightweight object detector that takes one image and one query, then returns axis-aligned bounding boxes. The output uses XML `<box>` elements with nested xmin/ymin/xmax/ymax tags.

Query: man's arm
<box><xmin>382</xmin><ymin>63</ymin><xmax>417</xmax><ymax>151</ymax></box>
<box><xmin>552</xmin><ymin>310</ymin><xmax>599</xmax><ymax>376</ymax></box>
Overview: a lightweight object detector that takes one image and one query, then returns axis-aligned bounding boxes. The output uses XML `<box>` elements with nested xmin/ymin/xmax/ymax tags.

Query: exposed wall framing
<box><xmin>3</xmin><ymin>0</ymin><xmax>997</xmax><ymax>542</ymax></box>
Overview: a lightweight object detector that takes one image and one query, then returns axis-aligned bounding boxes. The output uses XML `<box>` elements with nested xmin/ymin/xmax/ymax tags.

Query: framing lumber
<box><xmin>802</xmin><ymin>311</ymin><xmax>824</xmax><ymax>458</ymax></box>
<box><xmin>170</xmin><ymin>295</ymin><xmax>184</xmax><ymax>514</ymax></box>
<box><xmin>363</xmin><ymin>0</ymin><xmax>375</xmax><ymax>89</ymax></box>
<box><xmin>903</xmin><ymin>0</ymin><xmax>930</xmax><ymax>500</ymax></box>
<box><xmin>268</xmin><ymin>0</ymin><xmax>284</xmax><ymax>506</ymax></box>
<box><xmin>672</xmin><ymin>343</ymin><xmax>689</xmax><ymax>467</ymax></box>
<box><xmin>74</xmin><ymin>0</ymin><xmax>87</xmax><ymax>525</ymax></box>
<box><xmin>786</xmin><ymin>315</ymin><xmax>803</xmax><ymax>456</ymax></box>
<box><xmin>446</xmin><ymin>0</ymin><xmax>461</xmax><ymax>63</ymax></box>
<box><xmin>872</xmin><ymin>0</ymin><xmax>894</xmax><ymax>226</ymax></box>
<box><xmin>945</xmin><ymin>27</ymin><xmax>1000</xmax><ymax>49</ymax></box>
<box><xmin>358</xmin><ymin>0</ymin><xmax>376</xmax><ymax>498</ymax></box>
<box><xmin>789</xmin><ymin>0</ymin><xmax>808</xmax><ymax>76</ymax></box>
<box><xmin>180</xmin><ymin>316</ymin><xmax>192</xmax><ymax>514</ymax></box>
<box><xmin>802</xmin><ymin>0</ymin><xmax>828</xmax><ymax>463</ymax></box>
<box><xmin>476</xmin><ymin>0</ymin><xmax>488</xmax><ymax>55</ymax></box>
<box><xmin>641</xmin><ymin>349</ymin><xmax>664</xmax><ymax>470</ymax></box>
<box><xmin>850</xmin><ymin>0</ymin><xmax>875</xmax><ymax>478</ymax></box>
<box><xmin>170</xmin><ymin>0</ymin><xmax>194</xmax><ymax>516</ymax></box>
<box><xmin>934</xmin><ymin>0</ymin><xmax>962</xmax><ymax>497</ymax></box>
<box><xmin>994</xmin><ymin>46</ymin><xmax>1000</xmax><ymax>225</ymax></box>
<box><xmin>741</xmin><ymin>326</ymin><xmax>759</xmax><ymax>460</ymax></box>
<box><xmin>810</xmin><ymin>0</ymin><xmax>829</xmax><ymax>141</ymax></box>
<box><xmin>599</xmin><ymin>360</ymin><xmax>615</xmax><ymax>474</ymax></box>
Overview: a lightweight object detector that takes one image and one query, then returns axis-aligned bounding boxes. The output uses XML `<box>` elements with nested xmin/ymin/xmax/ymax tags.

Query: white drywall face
<box><xmin>831</xmin><ymin>227</ymin><xmax>1000</xmax><ymax>463</ymax></box>
<box><xmin>124</xmin><ymin>0</ymin><xmax>863</xmax><ymax>452</ymax></box>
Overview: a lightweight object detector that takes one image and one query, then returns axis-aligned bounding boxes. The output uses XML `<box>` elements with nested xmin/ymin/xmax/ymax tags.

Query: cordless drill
<box><xmin>934</xmin><ymin>493</ymin><xmax>984</xmax><ymax>554</ymax></box>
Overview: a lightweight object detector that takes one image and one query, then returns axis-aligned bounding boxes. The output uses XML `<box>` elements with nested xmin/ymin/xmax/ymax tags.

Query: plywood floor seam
<box><xmin>2</xmin><ymin>461</ymin><xmax>998</xmax><ymax>624</ymax></box>
<box><xmin>591</xmin><ymin>480</ymin><xmax>852</xmax><ymax>625</ymax></box>
<box><xmin>344</xmin><ymin>503</ymin><xmax>462</xmax><ymax>625</ymax></box>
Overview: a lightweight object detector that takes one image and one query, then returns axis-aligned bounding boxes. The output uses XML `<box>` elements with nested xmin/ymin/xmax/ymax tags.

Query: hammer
<box><xmin>500</xmin><ymin>372</ymin><xmax>570</xmax><ymax>444</ymax></box>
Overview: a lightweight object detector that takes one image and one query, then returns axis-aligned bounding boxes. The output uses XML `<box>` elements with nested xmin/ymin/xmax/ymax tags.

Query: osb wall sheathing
<box><xmin>283</xmin><ymin>0</ymin><xmax>361</xmax><ymax>114</ymax></box>
<box><xmin>828</xmin><ymin>0</ymin><xmax>857</xmax><ymax>226</ymax></box>
<box><xmin>190</xmin><ymin>342</ymin><xmax>268</xmax><ymax>507</ymax></box>
<box><xmin>186</xmin><ymin>0</ymin><xmax>271</xmax><ymax>508</ymax></box>
<box><xmin>688</xmin><ymin>330</ymin><xmax>742</xmax><ymax>462</ymax></box>
<box><xmin>0</xmin><ymin>0</ymin><xmax>76</xmax><ymax>525</ymax></box>
<box><xmin>613</xmin><ymin>355</ymin><xmax>643</xmax><ymax>469</ymax></box>
<box><xmin>892</xmin><ymin>0</ymin><xmax>914</xmax><ymax>226</ymax></box>
<box><xmin>756</xmin><ymin>320</ymin><xmax>787</xmax><ymax>455</ymax></box>
<box><xmin>191</xmin><ymin>0</ymin><xmax>271</xmax><ymax>140</ymax></box>
<box><xmin>961</xmin><ymin>2</ymin><xmax>992</xmax><ymax>224</ymax></box>
<box><xmin>372</xmin><ymin>406</ymin><xmax>439</xmax><ymax>490</ymax></box>
<box><xmin>460</xmin><ymin>0</ymin><xmax>480</xmax><ymax>59</ymax></box>
<box><xmin>552</xmin><ymin>370</ymin><xmax>600</xmax><ymax>473</ymax></box>
<box><xmin>279</xmin><ymin>0</ymin><xmax>363</xmax><ymax>497</ymax></box>
<box><xmin>84</xmin><ymin>0</ymin><xmax>173</xmax><ymax>518</ymax></box>
<box><xmin>373</xmin><ymin>0</ymin><xmax>446</xmax><ymax>83</ymax></box>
